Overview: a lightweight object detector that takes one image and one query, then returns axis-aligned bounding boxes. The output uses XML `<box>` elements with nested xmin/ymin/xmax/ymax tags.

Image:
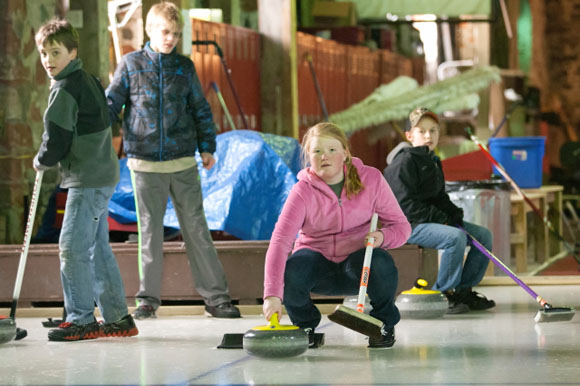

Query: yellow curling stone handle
<box><xmin>400</xmin><ymin>278</ymin><xmax>441</xmax><ymax>295</ymax></box>
<box><xmin>252</xmin><ymin>313</ymin><xmax>300</xmax><ymax>331</ymax></box>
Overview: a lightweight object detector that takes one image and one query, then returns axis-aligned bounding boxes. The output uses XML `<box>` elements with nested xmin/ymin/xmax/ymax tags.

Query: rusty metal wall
<box><xmin>190</xmin><ymin>19</ymin><xmax>261</xmax><ymax>132</ymax></box>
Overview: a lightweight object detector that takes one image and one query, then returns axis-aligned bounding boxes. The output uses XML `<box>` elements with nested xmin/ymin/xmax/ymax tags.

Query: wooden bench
<box><xmin>0</xmin><ymin>242</ymin><xmax>438</xmax><ymax>306</ymax></box>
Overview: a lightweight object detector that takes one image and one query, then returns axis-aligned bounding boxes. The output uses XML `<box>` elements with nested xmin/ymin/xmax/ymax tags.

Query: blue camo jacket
<box><xmin>106</xmin><ymin>42</ymin><xmax>216</xmax><ymax>161</ymax></box>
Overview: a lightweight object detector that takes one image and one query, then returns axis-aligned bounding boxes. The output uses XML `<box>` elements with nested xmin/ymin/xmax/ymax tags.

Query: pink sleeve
<box><xmin>263</xmin><ymin>187</ymin><xmax>306</xmax><ymax>300</ymax></box>
<box><xmin>375</xmin><ymin>174</ymin><xmax>412</xmax><ymax>249</ymax></box>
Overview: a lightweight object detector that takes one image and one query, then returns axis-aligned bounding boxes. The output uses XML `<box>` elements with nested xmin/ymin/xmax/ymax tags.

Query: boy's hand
<box><xmin>365</xmin><ymin>230</ymin><xmax>384</xmax><ymax>248</ymax></box>
<box><xmin>200</xmin><ymin>152</ymin><xmax>215</xmax><ymax>170</ymax></box>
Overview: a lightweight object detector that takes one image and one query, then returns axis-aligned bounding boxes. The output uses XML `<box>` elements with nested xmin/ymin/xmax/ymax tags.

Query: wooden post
<box><xmin>69</xmin><ymin>0</ymin><xmax>109</xmax><ymax>84</ymax></box>
<box><xmin>258</xmin><ymin>0</ymin><xmax>298</xmax><ymax>139</ymax></box>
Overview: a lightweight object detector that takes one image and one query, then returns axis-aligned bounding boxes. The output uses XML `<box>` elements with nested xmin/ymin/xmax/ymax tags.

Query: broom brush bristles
<box><xmin>328</xmin><ymin>305</ymin><xmax>383</xmax><ymax>339</ymax></box>
<box><xmin>534</xmin><ymin>306</ymin><xmax>576</xmax><ymax>323</ymax></box>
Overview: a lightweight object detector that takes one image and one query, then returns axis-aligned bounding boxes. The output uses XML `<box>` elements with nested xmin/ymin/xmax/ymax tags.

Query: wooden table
<box><xmin>510</xmin><ymin>185</ymin><xmax>564</xmax><ymax>273</ymax></box>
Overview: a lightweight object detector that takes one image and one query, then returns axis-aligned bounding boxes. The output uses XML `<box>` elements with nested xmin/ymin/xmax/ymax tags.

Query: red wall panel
<box><xmin>297</xmin><ymin>33</ymin><xmax>421</xmax><ymax>170</ymax></box>
<box><xmin>189</xmin><ymin>19</ymin><xmax>261</xmax><ymax>132</ymax></box>
<box><xmin>187</xmin><ymin>19</ymin><xmax>421</xmax><ymax>170</ymax></box>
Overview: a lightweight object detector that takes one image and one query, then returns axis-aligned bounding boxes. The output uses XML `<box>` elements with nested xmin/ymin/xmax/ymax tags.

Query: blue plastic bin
<box><xmin>488</xmin><ymin>136</ymin><xmax>546</xmax><ymax>188</ymax></box>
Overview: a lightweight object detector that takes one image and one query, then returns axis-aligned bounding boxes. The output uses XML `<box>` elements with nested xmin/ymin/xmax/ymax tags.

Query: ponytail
<box><xmin>344</xmin><ymin>156</ymin><xmax>364</xmax><ymax>198</ymax></box>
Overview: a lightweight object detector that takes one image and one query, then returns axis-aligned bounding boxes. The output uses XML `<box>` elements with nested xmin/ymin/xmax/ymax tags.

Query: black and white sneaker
<box><xmin>460</xmin><ymin>288</ymin><xmax>496</xmax><ymax>311</ymax></box>
<box><xmin>445</xmin><ymin>291</ymin><xmax>470</xmax><ymax>314</ymax></box>
<box><xmin>368</xmin><ymin>325</ymin><xmax>395</xmax><ymax>349</ymax></box>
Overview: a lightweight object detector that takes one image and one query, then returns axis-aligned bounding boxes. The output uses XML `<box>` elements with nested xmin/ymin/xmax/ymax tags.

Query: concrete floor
<box><xmin>1</xmin><ymin>285</ymin><xmax>579</xmax><ymax>386</ymax></box>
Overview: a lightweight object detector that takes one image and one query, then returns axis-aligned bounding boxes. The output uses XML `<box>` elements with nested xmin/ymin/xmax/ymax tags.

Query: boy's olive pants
<box><xmin>131</xmin><ymin>165</ymin><xmax>232</xmax><ymax>309</ymax></box>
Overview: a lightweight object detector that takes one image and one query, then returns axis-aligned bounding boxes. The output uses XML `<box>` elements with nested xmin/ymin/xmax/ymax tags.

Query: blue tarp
<box><xmin>108</xmin><ymin>130</ymin><xmax>300</xmax><ymax>240</ymax></box>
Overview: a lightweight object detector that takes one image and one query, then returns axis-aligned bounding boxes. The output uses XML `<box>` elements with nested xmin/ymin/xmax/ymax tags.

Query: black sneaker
<box><xmin>304</xmin><ymin>327</ymin><xmax>315</xmax><ymax>347</ymax></box>
<box><xmin>132</xmin><ymin>305</ymin><xmax>156</xmax><ymax>320</ymax></box>
<box><xmin>100</xmin><ymin>315</ymin><xmax>139</xmax><ymax>338</ymax></box>
<box><xmin>48</xmin><ymin>321</ymin><xmax>101</xmax><ymax>342</ymax></box>
<box><xmin>368</xmin><ymin>326</ymin><xmax>395</xmax><ymax>349</ymax></box>
<box><xmin>204</xmin><ymin>302</ymin><xmax>241</xmax><ymax>318</ymax></box>
<box><xmin>461</xmin><ymin>289</ymin><xmax>496</xmax><ymax>311</ymax></box>
<box><xmin>444</xmin><ymin>291</ymin><xmax>470</xmax><ymax>314</ymax></box>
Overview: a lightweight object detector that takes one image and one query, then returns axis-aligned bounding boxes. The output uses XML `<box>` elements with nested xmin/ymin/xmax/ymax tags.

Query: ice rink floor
<box><xmin>1</xmin><ymin>285</ymin><xmax>579</xmax><ymax>386</ymax></box>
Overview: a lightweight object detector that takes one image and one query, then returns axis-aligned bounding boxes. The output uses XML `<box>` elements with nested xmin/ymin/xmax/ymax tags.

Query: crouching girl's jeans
<box><xmin>283</xmin><ymin>248</ymin><xmax>400</xmax><ymax>330</ymax></box>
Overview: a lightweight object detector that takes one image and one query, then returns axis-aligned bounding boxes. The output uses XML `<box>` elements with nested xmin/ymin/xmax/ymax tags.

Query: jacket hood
<box><xmin>386</xmin><ymin>141</ymin><xmax>412</xmax><ymax>165</ymax></box>
<box><xmin>386</xmin><ymin>142</ymin><xmax>436</xmax><ymax>165</ymax></box>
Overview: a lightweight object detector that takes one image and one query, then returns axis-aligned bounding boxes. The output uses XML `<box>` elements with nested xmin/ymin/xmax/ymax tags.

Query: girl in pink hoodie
<box><xmin>263</xmin><ymin>122</ymin><xmax>411</xmax><ymax>349</ymax></box>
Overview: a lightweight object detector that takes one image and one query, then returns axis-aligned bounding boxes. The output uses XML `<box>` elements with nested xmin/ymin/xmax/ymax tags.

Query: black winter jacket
<box><xmin>383</xmin><ymin>142</ymin><xmax>463</xmax><ymax>229</ymax></box>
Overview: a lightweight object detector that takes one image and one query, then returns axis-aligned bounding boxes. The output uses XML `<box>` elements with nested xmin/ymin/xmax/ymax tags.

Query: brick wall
<box><xmin>0</xmin><ymin>0</ymin><xmax>57</xmax><ymax>244</ymax></box>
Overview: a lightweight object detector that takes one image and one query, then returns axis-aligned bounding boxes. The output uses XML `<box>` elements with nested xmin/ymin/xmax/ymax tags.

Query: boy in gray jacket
<box><xmin>35</xmin><ymin>19</ymin><xmax>137</xmax><ymax>341</ymax></box>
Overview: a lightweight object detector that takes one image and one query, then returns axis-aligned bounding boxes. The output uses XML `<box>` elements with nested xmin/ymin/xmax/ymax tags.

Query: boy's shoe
<box><xmin>205</xmin><ymin>302</ymin><xmax>241</xmax><ymax>318</ymax></box>
<box><xmin>100</xmin><ymin>315</ymin><xmax>139</xmax><ymax>338</ymax></box>
<box><xmin>368</xmin><ymin>325</ymin><xmax>395</xmax><ymax>349</ymax></box>
<box><xmin>444</xmin><ymin>291</ymin><xmax>470</xmax><ymax>314</ymax></box>
<box><xmin>48</xmin><ymin>321</ymin><xmax>101</xmax><ymax>342</ymax></box>
<box><xmin>132</xmin><ymin>305</ymin><xmax>156</xmax><ymax>320</ymax></box>
<box><xmin>460</xmin><ymin>289</ymin><xmax>496</xmax><ymax>311</ymax></box>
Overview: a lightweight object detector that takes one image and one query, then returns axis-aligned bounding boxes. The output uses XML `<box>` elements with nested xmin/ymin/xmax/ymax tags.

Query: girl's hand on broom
<box><xmin>365</xmin><ymin>231</ymin><xmax>383</xmax><ymax>248</ymax></box>
<box><xmin>263</xmin><ymin>296</ymin><xmax>283</xmax><ymax>322</ymax></box>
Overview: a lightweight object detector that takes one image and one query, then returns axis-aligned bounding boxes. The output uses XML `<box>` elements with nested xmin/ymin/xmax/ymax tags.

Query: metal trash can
<box><xmin>446</xmin><ymin>180</ymin><xmax>511</xmax><ymax>275</ymax></box>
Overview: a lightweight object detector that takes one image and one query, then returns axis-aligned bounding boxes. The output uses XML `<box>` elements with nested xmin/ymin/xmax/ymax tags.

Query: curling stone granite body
<box><xmin>0</xmin><ymin>317</ymin><xmax>17</xmax><ymax>344</ymax></box>
<box><xmin>396</xmin><ymin>285</ymin><xmax>449</xmax><ymax>319</ymax></box>
<box><xmin>243</xmin><ymin>314</ymin><xmax>308</xmax><ymax>358</ymax></box>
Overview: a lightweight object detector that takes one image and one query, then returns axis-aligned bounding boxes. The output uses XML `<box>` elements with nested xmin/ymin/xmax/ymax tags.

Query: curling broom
<box><xmin>460</xmin><ymin>227</ymin><xmax>575</xmax><ymax>323</ymax></box>
<box><xmin>328</xmin><ymin>213</ymin><xmax>384</xmax><ymax>339</ymax></box>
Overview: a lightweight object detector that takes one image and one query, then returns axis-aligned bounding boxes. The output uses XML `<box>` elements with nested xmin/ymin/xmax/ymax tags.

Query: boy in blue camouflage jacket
<box><xmin>106</xmin><ymin>2</ymin><xmax>239</xmax><ymax>319</ymax></box>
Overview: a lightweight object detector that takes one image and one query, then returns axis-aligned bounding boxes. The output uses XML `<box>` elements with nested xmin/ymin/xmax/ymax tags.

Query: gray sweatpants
<box><xmin>131</xmin><ymin>165</ymin><xmax>231</xmax><ymax>308</ymax></box>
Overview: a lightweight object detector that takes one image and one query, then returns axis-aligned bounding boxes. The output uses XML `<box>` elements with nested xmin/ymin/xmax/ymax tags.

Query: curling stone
<box><xmin>0</xmin><ymin>316</ymin><xmax>17</xmax><ymax>344</ymax></box>
<box><xmin>243</xmin><ymin>313</ymin><xmax>308</xmax><ymax>358</ymax></box>
<box><xmin>395</xmin><ymin>279</ymin><xmax>448</xmax><ymax>319</ymax></box>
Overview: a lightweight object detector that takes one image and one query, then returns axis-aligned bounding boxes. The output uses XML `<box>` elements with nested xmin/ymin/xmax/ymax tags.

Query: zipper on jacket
<box><xmin>335</xmin><ymin>194</ymin><xmax>344</xmax><ymax>257</ymax></box>
<box><xmin>158</xmin><ymin>54</ymin><xmax>164</xmax><ymax>161</ymax></box>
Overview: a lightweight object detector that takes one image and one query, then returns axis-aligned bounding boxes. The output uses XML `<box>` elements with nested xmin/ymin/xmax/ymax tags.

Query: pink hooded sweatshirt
<box><xmin>263</xmin><ymin>157</ymin><xmax>411</xmax><ymax>300</ymax></box>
